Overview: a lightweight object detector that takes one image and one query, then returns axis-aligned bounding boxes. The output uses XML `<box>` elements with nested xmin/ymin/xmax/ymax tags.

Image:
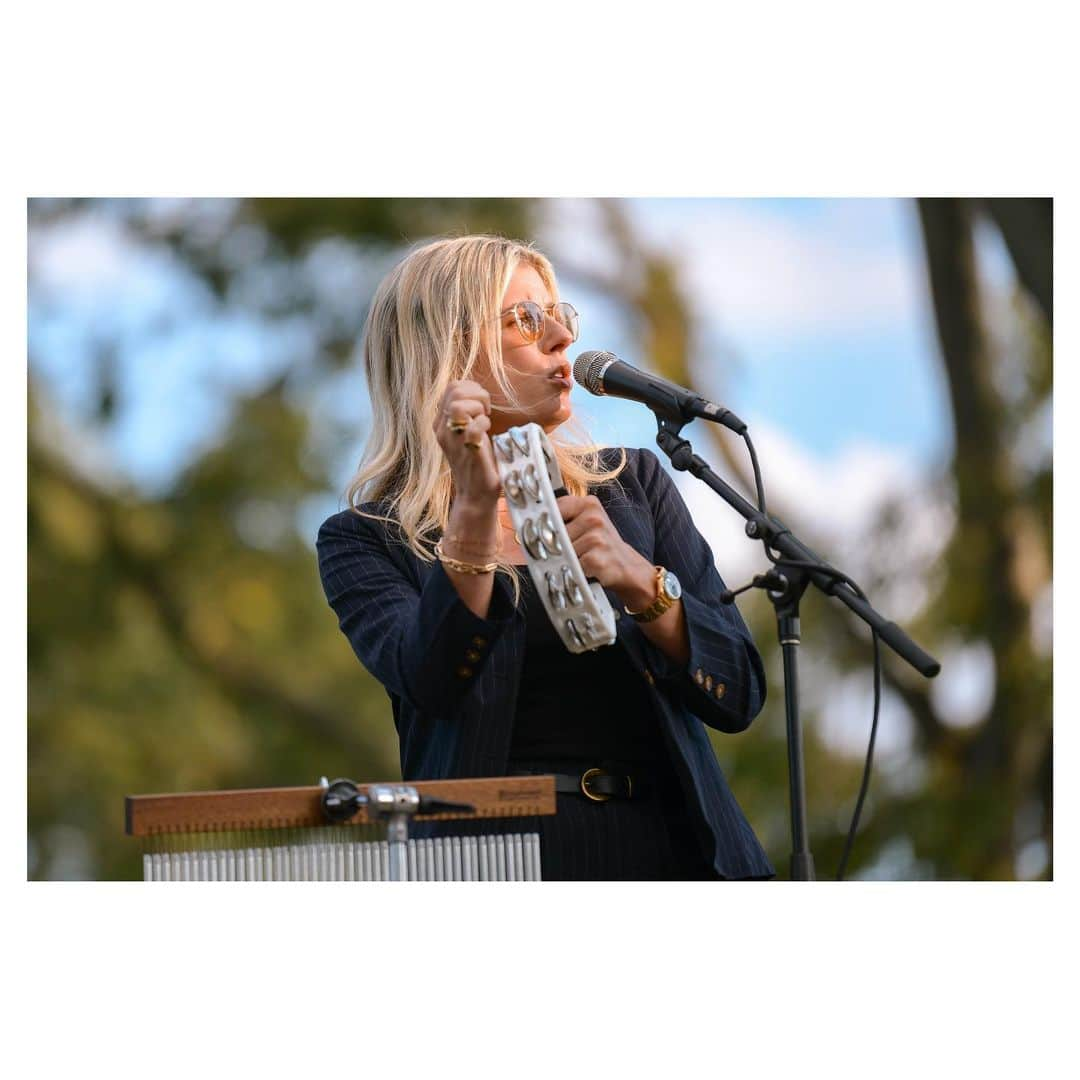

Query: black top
<box><xmin>317</xmin><ymin>446</ymin><xmax>776</xmax><ymax>879</ymax></box>
<box><xmin>507</xmin><ymin>570</ymin><xmax>668</xmax><ymax>765</ymax></box>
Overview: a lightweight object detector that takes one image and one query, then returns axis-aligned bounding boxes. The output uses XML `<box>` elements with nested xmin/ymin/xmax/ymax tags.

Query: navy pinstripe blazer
<box><xmin>317</xmin><ymin>447</ymin><xmax>775</xmax><ymax>879</ymax></box>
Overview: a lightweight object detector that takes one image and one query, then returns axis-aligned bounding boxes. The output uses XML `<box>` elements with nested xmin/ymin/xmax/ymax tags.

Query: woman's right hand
<box><xmin>434</xmin><ymin>380</ymin><xmax>502</xmax><ymax>507</ymax></box>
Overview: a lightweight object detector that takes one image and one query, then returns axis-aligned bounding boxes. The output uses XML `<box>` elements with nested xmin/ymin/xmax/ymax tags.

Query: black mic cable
<box><xmin>575</xmin><ymin>348</ymin><xmax>883</xmax><ymax>879</ymax></box>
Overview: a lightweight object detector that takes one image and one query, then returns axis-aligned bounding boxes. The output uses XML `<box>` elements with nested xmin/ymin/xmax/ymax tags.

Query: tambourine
<box><xmin>491</xmin><ymin>423</ymin><xmax>617</xmax><ymax>654</ymax></box>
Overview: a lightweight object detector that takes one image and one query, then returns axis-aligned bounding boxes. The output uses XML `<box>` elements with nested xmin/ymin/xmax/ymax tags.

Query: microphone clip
<box><xmin>720</xmin><ymin>569</ymin><xmax>791</xmax><ymax>605</ymax></box>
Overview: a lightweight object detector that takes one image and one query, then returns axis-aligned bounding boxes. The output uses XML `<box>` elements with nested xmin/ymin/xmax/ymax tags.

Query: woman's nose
<box><xmin>543</xmin><ymin>315</ymin><xmax>573</xmax><ymax>351</ymax></box>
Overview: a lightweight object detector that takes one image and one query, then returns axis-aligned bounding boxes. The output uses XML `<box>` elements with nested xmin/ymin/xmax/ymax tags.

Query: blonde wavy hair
<box><xmin>347</xmin><ymin>234</ymin><xmax>626</xmax><ymax>593</ymax></box>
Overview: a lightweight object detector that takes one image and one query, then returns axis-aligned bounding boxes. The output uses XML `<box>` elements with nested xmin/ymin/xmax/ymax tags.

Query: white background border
<box><xmin>8</xmin><ymin>2</ymin><xmax>1072</xmax><ymax>1075</ymax></box>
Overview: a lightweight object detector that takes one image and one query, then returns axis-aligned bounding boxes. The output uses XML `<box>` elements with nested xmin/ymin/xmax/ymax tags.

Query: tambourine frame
<box><xmin>492</xmin><ymin>424</ymin><xmax>617</xmax><ymax>653</ymax></box>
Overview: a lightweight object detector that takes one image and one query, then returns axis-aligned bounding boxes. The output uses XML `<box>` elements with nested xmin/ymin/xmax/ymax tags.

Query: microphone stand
<box><xmin>652</xmin><ymin>415</ymin><xmax>940</xmax><ymax>880</ymax></box>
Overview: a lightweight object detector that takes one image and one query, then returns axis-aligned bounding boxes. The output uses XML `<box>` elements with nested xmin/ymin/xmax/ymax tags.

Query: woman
<box><xmin>317</xmin><ymin>234</ymin><xmax>774</xmax><ymax>880</ymax></box>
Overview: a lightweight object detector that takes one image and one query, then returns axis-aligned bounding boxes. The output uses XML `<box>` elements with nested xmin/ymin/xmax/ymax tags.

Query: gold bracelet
<box><xmin>434</xmin><ymin>539</ymin><xmax>498</xmax><ymax>575</ymax></box>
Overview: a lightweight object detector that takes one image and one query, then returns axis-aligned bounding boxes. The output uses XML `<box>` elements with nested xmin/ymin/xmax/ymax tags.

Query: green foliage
<box><xmin>27</xmin><ymin>197</ymin><xmax>1052</xmax><ymax>880</ymax></box>
<box><xmin>582</xmin><ymin>197</ymin><xmax>1052</xmax><ymax>880</ymax></box>
<box><xmin>28</xmin><ymin>198</ymin><xmax>537</xmax><ymax>879</ymax></box>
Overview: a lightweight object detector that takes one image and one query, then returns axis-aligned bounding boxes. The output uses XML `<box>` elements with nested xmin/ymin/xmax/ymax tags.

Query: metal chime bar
<box><xmin>127</xmin><ymin>776</ymin><xmax>555</xmax><ymax>882</ymax></box>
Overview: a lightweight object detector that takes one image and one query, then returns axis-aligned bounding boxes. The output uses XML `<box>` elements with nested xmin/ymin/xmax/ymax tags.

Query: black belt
<box><xmin>510</xmin><ymin>767</ymin><xmax>653</xmax><ymax>802</ymax></box>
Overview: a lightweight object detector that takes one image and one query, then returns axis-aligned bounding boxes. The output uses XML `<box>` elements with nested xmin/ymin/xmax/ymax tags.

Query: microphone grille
<box><xmin>573</xmin><ymin>350</ymin><xmax>617</xmax><ymax>394</ymax></box>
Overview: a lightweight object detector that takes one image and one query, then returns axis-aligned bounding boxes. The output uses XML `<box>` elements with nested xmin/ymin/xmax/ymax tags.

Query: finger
<box><xmin>556</xmin><ymin>495</ymin><xmax>592</xmax><ymax>522</ymax></box>
<box><xmin>571</xmin><ymin>531</ymin><xmax>607</xmax><ymax>558</ymax></box>
<box><xmin>466</xmin><ymin>413</ymin><xmax>491</xmax><ymax>435</ymax></box>
<box><xmin>565</xmin><ymin>514</ymin><xmax>600</xmax><ymax>544</ymax></box>
<box><xmin>577</xmin><ymin>547</ymin><xmax>612</xmax><ymax>585</ymax></box>
<box><xmin>444</xmin><ymin>382</ymin><xmax>492</xmax><ymax>416</ymax></box>
<box><xmin>435</xmin><ymin>414</ymin><xmax>468</xmax><ymax>441</ymax></box>
<box><xmin>564</xmin><ymin>505</ymin><xmax>609</xmax><ymax>543</ymax></box>
<box><xmin>461</xmin><ymin>413</ymin><xmax>491</xmax><ymax>448</ymax></box>
<box><xmin>438</xmin><ymin>408</ymin><xmax>485</xmax><ymax>447</ymax></box>
<box><xmin>442</xmin><ymin>399</ymin><xmax>488</xmax><ymax>426</ymax></box>
<box><xmin>451</xmin><ymin>427</ymin><xmax>500</xmax><ymax>488</ymax></box>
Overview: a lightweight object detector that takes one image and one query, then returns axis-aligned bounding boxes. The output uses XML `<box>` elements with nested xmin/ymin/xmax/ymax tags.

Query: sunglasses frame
<box><xmin>497</xmin><ymin>300</ymin><xmax>580</xmax><ymax>345</ymax></box>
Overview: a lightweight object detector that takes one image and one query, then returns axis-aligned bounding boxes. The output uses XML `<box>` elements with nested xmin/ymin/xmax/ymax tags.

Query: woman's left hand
<box><xmin>557</xmin><ymin>495</ymin><xmax>658</xmax><ymax>611</ymax></box>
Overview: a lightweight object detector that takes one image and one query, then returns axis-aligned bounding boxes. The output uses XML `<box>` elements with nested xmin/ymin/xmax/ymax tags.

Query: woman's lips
<box><xmin>549</xmin><ymin>376</ymin><xmax>572</xmax><ymax>389</ymax></box>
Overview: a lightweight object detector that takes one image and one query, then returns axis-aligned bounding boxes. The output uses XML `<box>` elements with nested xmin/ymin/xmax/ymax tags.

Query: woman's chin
<box><xmin>541</xmin><ymin>400</ymin><xmax>573</xmax><ymax>432</ymax></box>
<box><xmin>494</xmin><ymin>396</ymin><xmax>572</xmax><ymax>436</ymax></box>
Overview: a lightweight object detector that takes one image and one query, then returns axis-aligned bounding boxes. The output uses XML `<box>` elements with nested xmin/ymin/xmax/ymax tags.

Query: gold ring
<box><xmin>447</xmin><ymin>418</ymin><xmax>468</xmax><ymax>433</ymax></box>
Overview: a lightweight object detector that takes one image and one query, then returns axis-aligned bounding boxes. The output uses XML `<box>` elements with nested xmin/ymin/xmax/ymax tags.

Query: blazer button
<box><xmin>465</xmin><ymin>649</ymin><xmax>481</xmax><ymax>662</ymax></box>
<box><xmin>694</xmin><ymin>668</ymin><xmax>705</xmax><ymax>685</ymax></box>
<box><xmin>704</xmin><ymin>674</ymin><xmax>714</xmax><ymax>692</ymax></box>
<box><xmin>457</xmin><ymin>665</ymin><xmax>473</xmax><ymax>678</ymax></box>
<box><xmin>714</xmin><ymin>682</ymin><xmax>726</xmax><ymax>699</ymax></box>
<box><xmin>471</xmin><ymin>636</ymin><xmax>487</xmax><ymax>648</ymax></box>
<box><xmin>642</xmin><ymin>668</ymin><xmax>655</xmax><ymax>686</ymax></box>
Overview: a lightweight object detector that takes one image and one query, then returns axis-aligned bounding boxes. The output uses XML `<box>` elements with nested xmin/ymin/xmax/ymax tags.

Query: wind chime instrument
<box><xmin>126</xmin><ymin>774</ymin><xmax>556</xmax><ymax>881</ymax></box>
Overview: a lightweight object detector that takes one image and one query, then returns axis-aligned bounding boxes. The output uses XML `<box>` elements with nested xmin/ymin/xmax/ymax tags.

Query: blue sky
<box><xmin>549</xmin><ymin>198</ymin><xmax>961</xmax><ymax>470</ymax></box>
<box><xmin>28</xmin><ymin>197</ymin><xmax>1019</xmax><ymax>505</ymax></box>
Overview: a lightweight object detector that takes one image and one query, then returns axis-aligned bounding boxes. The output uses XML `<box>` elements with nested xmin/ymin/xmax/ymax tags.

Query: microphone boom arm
<box><xmin>653</xmin><ymin>415</ymin><xmax>939</xmax><ymax>880</ymax></box>
<box><xmin>654</xmin><ymin>416</ymin><xmax>940</xmax><ymax>678</ymax></box>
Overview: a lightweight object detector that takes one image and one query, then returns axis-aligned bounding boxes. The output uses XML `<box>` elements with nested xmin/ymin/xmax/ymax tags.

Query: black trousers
<box><xmin>505</xmin><ymin>755</ymin><xmax>719</xmax><ymax>882</ymax></box>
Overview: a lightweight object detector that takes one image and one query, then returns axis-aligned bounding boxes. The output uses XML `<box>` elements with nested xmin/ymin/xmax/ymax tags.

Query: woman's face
<box><xmin>478</xmin><ymin>263</ymin><xmax>575</xmax><ymax>435</ymax></box>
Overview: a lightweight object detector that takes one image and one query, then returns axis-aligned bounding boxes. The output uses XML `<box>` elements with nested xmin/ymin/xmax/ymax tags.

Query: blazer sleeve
<box><xmin>316</xmin><ymin>509</ymin><xmax>517</xmax><ymax>716</ymax></box>
<box><xmin>635</xmin><ymin>448</ymin><xmax>767</xmax><ymax>734</ymax></box>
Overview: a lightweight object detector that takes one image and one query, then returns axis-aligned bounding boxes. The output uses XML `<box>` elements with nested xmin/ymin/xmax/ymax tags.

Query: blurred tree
<box><xmin>28</xmin><ymin>198</ymin><xmax>537</xmax><ymax>879</ymax></box>
<box><xmin>27</xmin><ymin>197</ymin><xmax>1051</xmax><ymax>880</ymax></box>
<box><xmin>914</xmin><ymin>198</ymin><xmax>1052</xmax><ymax>877</ymax></box>
<box><xmin>554</xmin><ymin>197</ymin><xmax>1051</xmax><ymax>879</ymax></box>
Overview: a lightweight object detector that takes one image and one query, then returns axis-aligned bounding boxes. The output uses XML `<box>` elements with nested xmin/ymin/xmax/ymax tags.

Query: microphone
<box><xmin>573</xmin><ymin>350</ymin><xmax>747</xmax><ymax>435</ymax></box>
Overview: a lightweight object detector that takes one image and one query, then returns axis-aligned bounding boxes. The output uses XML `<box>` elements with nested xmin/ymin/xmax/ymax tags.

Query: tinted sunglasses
<box><xmin>498</xmin><ymin>300</ymin><xmax>580</xmax><ymax>344</ymax></box>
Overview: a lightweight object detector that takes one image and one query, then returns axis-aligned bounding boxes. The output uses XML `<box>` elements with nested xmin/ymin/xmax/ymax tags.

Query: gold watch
<box><xmin>625</xmin><ymin>566</ymin><xmax>683</xmax><ymax>623</ymax></box>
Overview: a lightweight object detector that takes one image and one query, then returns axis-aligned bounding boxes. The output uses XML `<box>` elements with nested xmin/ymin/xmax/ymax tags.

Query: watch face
<box><xmin>663</xmin><ymin>570</ymin><xmax>682</xmax><ymax>600</ymax></box>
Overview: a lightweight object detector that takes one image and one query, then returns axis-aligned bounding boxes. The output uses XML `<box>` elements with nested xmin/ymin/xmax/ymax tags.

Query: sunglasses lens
<box><xmin>514</xmin><ymin>301</ymin><xmax>545</xmax><ymax>342</ymax></box>
<box><xmin>510</xmin><ymin>301</ymin><xmax>579</xmax><ymax>343</ymax></box>
<box><xmin>556</xmin><ymin>302</ymin><xmax>579</xmax><ymax>342</ymax></box>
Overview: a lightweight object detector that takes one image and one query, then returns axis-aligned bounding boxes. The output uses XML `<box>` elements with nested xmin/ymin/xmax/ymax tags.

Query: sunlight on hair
<box><xmin>346</xmin><ymin>234</ymin><xmax>626</xmax><ymax>603</ymax></box>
